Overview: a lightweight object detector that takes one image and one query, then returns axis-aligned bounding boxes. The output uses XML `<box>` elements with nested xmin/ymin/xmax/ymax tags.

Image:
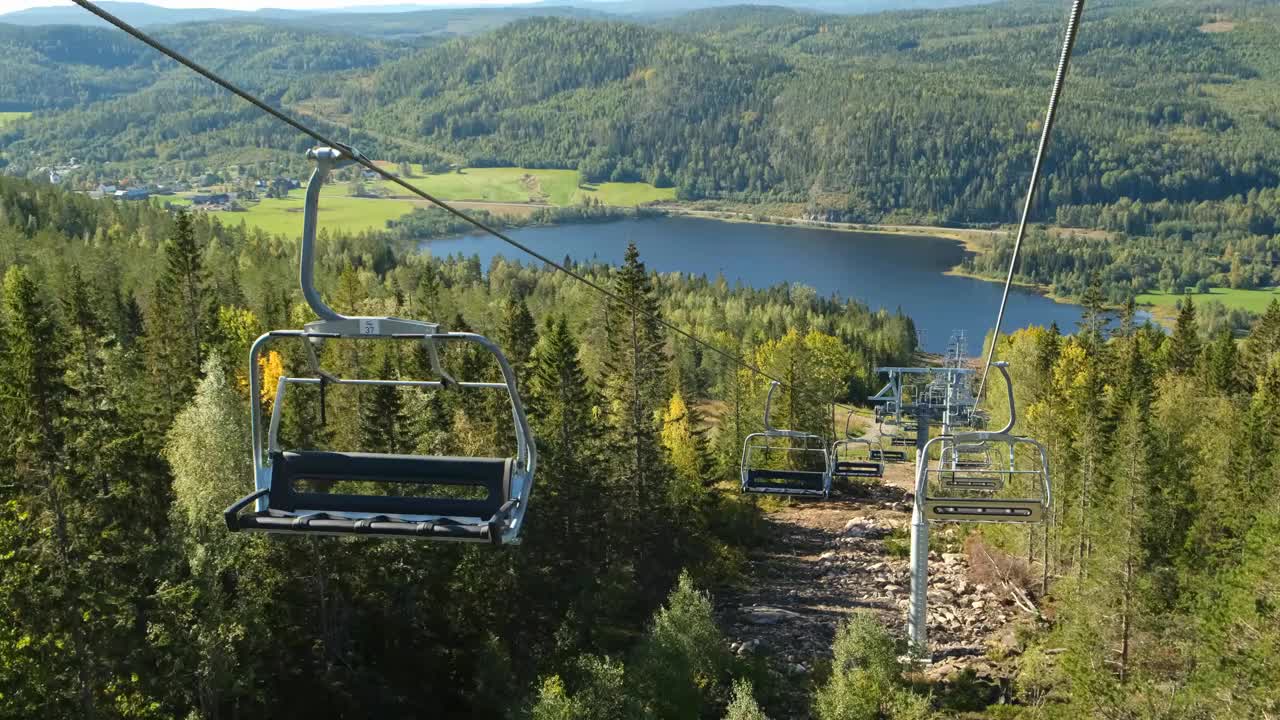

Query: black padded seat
<box><xmin>744</xmin><ymin>468</ymin><xmax>827</xmax><ymax>493</ymax></box>
<box><xmin>267</xmin><ymin>450</ymin><xmax>511</xmax><ymax>518</ymax></box>
<box><xmin>833</xmin><ymin>461</ymin><xmax>883</xmax><ymax>478</ymax></box>
<box><xmin>870</xmin><ymin>449</ymin><xmax>907</xmax><ymax>461</ymax></box>
<box><xmin>225</xmin><ymin>451</ymin><xmax>516</xmax><ymax>542</ymax></box>
<box><xmin>890</xmin><ymin>436</ymin><xmax>917</xmax><ymax>446</ymax></box>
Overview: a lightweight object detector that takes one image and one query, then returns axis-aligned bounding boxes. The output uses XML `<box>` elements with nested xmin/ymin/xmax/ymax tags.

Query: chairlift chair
<box><xmin>871</xmin><ymin>416</ymin><xmax>909</xmax><ymax>461</ymax></box>
<box><xmin>940</xmin><ymin>441</ymin><xmax>995</xmax><ymax>472</ymax></box>
<box><xmin>831</xmin><ymin>412</ymin><xmax>884</xmax><ymax>481</ymax></box>
<box><xmin>224</xmin><ymin>147</ymin><xmax>537</xmax><ymax>544</ymax></box>
<box><xmin>870</xmin><ymin>448</ymin><xmax>907</xmax><ymax>462</ymax></box>
<box><xmin>913</xmin><ymin>364</ymin><xmax>1050</xmax><ymax>524</ymax></box>
<box><xmin>740</xmin><ymin>382</ymin><xmax>833</xmax><ymax>498</ymax></box>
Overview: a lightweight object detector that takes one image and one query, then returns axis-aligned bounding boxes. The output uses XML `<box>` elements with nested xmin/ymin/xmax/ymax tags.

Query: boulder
<box><xmin>742</xmin><ymin>606</ymin><xmax>801</xmax><ymax>626</ymax></box>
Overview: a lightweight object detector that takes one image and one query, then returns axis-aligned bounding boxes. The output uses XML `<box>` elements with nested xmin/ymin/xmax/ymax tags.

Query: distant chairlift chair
<box><xmin>740</xmin><ymin>382</ymin><xmax>833</xmax><ymax>498</ymax></box>
<box><xmin>223</xmin><ymin>147</ymin><xmax>536</xmax><ymax>544</ymax></box>
<box><xmin>871</xmin><ymin>414</ymin><xmax>909</xmax><ymax>462</ymax></box>
<box><xmin>831</xmin><ymin>412</ymin><xmax>884</xmax><ymax>482</ymax></box>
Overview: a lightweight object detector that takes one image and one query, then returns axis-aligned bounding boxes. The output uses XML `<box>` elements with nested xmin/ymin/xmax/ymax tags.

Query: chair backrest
<box><xmin>269</xmin><ymin>451</ymin><xmax>512</xmax><ymax>519</ymax></box>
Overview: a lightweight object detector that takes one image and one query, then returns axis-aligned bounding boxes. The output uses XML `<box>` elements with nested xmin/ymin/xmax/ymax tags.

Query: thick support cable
<box><xmin>66</xmin><ymin>0</ymin><xmax>859</xmax><ymax>415</ymax></box>
<box><xmin>974</xmin><ymin>0</ymin><xmax>1086</xmax><ymax>408</ymax></box>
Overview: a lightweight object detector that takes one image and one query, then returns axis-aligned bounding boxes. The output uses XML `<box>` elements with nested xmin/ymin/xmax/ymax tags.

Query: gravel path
<box><xmin>718</xmin><ymin>457</ymin><xmax>1027</xmax><ymax>718</ymax></box>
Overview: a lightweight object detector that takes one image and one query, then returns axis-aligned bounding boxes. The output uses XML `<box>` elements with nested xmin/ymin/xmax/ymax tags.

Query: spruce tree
<box><xmin>359</xmin><ymin>354</ymin><xmax>413</xmax><ymax>454</ymax></box>
<box><xmin>525</xmin><ymin>317</ymin><xmax>608</xmax><ymax>610</ymax></box>
<box><xmin>1076</xmin><ymin>274</ymin><xmax>1110</xmax><ymax>342</ymax></box>
<box><xmin>1096</xmin><ymin>399</ymin><xmax>1156</xmax><ymax>685</ymax></box>
<box><xmin>0</xmin><ymin>266</ymin><xmax>98</xmax><ymax>717</ymax></box>
<box><xmin>147</xmin><ymin>209</ymin><xmax>216</xmax><ymax>414</ymax></box>
<box><xmin>499</xmin><ymin>294</ymin><xmax>538</xmax><ymax>371</ymax></box>
<box><xmin>601</xmin><ymin>243</ymin><xmax>676</xmax><ymax>604</ymax></box>
<box><xmin>1240</xmin><ymin>298</ymin><xmax>1280</xmax><ymax>388</ymax></box>
<box><xmin>1203</xmin><ymin>327</ymin><xmax>1239</xmax><ymax>396</ymax></box>
<box><xmin>1165</xmin><ymin>297</ymin><xmax>1201</xmax><ymax>375</ymax></box>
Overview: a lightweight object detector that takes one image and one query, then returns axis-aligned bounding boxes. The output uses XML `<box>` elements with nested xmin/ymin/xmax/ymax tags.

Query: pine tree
<box><xmin>1165</xmin><ymin>297</ymin><xmax>1201</xmax><ymax>375</ymax></box>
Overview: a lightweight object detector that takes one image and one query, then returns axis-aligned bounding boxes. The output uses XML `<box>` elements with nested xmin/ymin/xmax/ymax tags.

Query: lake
<box><xmin>420</xmin><ymin>216</ymin><xmax>1090</xmax><ymax>355</ymax></box>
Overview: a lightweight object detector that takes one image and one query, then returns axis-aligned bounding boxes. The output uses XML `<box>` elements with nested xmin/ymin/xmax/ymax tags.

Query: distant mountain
<box><xmin>0</xmin><ymin>1</ymin><xmax>609</xmax><ymax>38</ymax></box>
<box><xmin>0</xmin><ymin>1</ymin><xmax>308</xmax><ymax>27</ymax></box>
<box><xmin>275</xmin><ymin>5</ymin><xmax>611</xmax><ymax>39</ymax></box>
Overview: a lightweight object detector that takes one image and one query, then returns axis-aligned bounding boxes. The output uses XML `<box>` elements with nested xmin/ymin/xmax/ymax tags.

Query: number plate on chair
<box><xmin>360</xmin><ymin>318</ymin><xmax>381</xmax><ymax>336</ymax></box>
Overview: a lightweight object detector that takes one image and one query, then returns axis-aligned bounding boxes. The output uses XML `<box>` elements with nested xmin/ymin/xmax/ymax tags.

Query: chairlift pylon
<box><xmin>223</xmin><ymin>147</ymin><xmax>537</xmax><ymax>544</ymax></box>
<box><xmin>740</xmin><ymin>381</ymin><xmax>833</xmax><ymax>498</ymax></box>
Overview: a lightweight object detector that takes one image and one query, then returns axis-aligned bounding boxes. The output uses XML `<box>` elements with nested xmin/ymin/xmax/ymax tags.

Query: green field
<box><xmin>1138</xmin><ymin>287</ymin><xmax>1280</xmax><ymax>314</ymax></box>
<box><xmin>181</xmin><ymin>188</ymin><xmax>417</xmax><ymax>236</ymax></box>
<box><xmin>177</xmin><ymin>166</ymin><xmax>675</xmax><ymax>237</ymax></box>
<box><xmin>0</xmin><ymin>111</ymin><xmax>31</xmax><ymax>127</ymax></box>
<box><xmin>382</xmin><ymin>166</ymin><xmax>675</xmax><ymax>206</ymax></box>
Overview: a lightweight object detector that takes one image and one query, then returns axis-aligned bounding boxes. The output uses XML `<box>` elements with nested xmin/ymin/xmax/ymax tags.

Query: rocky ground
<box><xmin>717</xmin><ymin>458</ymin><xmax>1032</xmax><ymax>718</ymax></box>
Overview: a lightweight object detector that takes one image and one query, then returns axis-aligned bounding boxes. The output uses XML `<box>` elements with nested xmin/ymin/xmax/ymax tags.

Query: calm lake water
<box><xmin>420</xmin><ymin>216</ymin><xmax>1090</xmax><ymax>355</ymax></box>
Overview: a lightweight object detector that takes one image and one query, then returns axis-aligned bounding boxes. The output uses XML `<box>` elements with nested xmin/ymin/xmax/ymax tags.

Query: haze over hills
<box><xmin>0</xmin><ymin>0</ymin><xmax>996</xmax><ymax>28</ymax></box>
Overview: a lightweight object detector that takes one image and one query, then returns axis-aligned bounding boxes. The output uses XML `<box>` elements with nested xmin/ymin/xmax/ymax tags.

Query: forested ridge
<box><xmin>3</xmin><ymin>0</ymin><xmax>1280</xmax><ymax>303</ymax></box>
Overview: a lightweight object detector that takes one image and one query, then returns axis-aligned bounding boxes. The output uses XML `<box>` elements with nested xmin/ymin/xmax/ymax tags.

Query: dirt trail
<box><xmin>718</xmin><ymin>460</ymin><xmax>1026</xmax><ymax>718</ymax></box>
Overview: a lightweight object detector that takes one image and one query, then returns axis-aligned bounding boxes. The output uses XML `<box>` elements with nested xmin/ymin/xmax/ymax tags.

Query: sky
<box><xmin>2</xmin><ymin>0</ymin><xmax>540</xmax><ymax>11</ymax></box>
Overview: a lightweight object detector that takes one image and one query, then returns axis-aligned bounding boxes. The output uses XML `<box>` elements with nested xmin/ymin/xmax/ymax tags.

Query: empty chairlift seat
<box><xmin>739</xmin><ymin>381</ymin><xmax>834</xmax><ymax>498</ymax></box>
<box><xmin>916</xmin><ymin>432</ymin><xmax>1050</xmax><ymax>526</ymax></box>
<box><xmin>222</xmin><ymin>146</ymin><xmax>536</xmax><ymax>544</ymax></box>
<box><xmin>831</xmin><ymin>416</ymin><xmax>884</xmax><ymax>481</ymax></box>
<box><xmin>227</xmin><ymin>451</ymin><xmax>519</xmax><ymax>540</ymax></box>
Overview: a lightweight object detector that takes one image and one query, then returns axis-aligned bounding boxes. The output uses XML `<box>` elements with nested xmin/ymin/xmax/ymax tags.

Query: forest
<box><xmin>0</xmin><ymin>173</ymin><xmax>922</xmax><ymax>717</ymax></box>
<box><xmin>2</xmin><ymin>0</ymin><xmax>1280</xmax><ymax>303</ymax></box>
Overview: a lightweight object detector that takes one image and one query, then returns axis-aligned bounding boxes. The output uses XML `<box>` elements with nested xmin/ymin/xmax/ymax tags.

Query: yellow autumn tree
<box><xmin>258</xmin><ymin>350</ymin><xmax>285</xmax><ymax>409</ymax></box>
<box><xmin>662</xmin><ymin>391</ymin><xmax>700</xmax><ymax>486</ymax></box>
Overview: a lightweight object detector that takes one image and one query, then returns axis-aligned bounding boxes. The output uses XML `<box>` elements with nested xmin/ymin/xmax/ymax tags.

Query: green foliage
<box><xmin>0</xmin><ymin>174</ymin><xmax>918</xmax><ymax>717</ymax></box>
<box><xmin>814</xmin><ymin>614</ymin><xmax>919</xmax><ymax>720</ymax></box>
<box><xmin>629</xmin><ymin>572</ymin><xmax>733</xmax><ymax>719</ymax></box>
<box><xmin>724</xmin><ymin>679</ymin><xmax>768</xmax><ymax>720</ymax></box>
<box><xmin>1165</xmin><ymin>297</ymin><xmax>1202</xmax><ymax>374</ymax></box>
